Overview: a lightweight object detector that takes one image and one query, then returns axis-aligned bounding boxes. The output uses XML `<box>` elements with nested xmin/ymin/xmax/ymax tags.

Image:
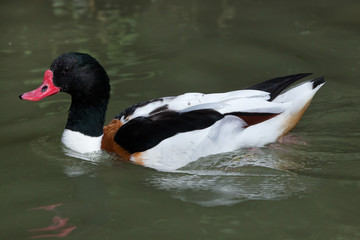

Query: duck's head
<box><xmin>20</xmin><ymin>52</ymin><xmax>110</xmax><ymax>104</ymax></box>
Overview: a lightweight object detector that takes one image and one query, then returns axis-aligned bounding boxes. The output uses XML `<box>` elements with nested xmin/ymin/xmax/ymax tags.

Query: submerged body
<box><xmin>20</xmin><ymin>52</ymin><xmax>325</xmax><ymax>171</ymax></box>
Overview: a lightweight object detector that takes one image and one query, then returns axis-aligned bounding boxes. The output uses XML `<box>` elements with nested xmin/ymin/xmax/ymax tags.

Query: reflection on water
<box><xmin>148</xmin><ymin>170</ymin><xmax>309</xmax><ymax>207</ymax></box>
<box><xmin>28</xmin><ymin>204</ymin><xmax>76</xmax><ymax>239</ymax></box>
<box><xmin>147</xmin><ymin>143</ymin><xmax>317</xmax><ymax>207</ymax></box>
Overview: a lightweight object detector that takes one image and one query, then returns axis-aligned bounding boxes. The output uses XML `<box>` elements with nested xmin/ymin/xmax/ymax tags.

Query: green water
<box><xmin>1</xmin><ymin>0</ymin><xmax>360</xmax><ymax>239</ymax></box>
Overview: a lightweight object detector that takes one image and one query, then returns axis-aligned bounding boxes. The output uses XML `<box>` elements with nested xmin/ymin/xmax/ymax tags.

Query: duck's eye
<box><xmin>63</xmin><ymin>67</ymin><xmax>71</xmax><ymax>74</ymax></box>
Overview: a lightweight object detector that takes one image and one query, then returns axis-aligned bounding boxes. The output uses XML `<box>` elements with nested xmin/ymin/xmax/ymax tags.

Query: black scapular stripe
<box><xmin>114</xmin><ymin>109</ymin><xmax>224</xmax><ymax>153</ymax></box>
<box><xmin>246</xmin><ymin>73</ymin><xmax>312</xmax><ymax>101</ymax></box>
<box><xmin>114</xmin><ymin>97</ymin><xmax>171</xmax><ymax>120</ymax></box>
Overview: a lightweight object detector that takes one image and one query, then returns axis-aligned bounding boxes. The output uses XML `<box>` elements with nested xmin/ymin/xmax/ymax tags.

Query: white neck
<box><xmin>61</xmin><ymin>129</ymin><xmax>103</xmax><ymax>153</ymax></box>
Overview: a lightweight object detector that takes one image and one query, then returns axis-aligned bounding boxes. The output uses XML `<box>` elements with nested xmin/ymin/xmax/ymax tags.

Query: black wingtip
<box><xmin>247</xmin><ymin>73</ymin><xmax>313</xmax><ymax>101</ymax></box>
<box><xmin>311</xmin><ymin>76</ymin><xmax>325</xmax><ymax>89</ymax></box>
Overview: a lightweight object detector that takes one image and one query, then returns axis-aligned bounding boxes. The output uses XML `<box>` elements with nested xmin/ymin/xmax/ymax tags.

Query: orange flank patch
<box><xmin>101</xmin><ymin>119</ymin><xmax>131</xmax><ymax>161</ymax></box>
<box><xmin>131</xmin><ymin>152</ymin><xmax>144</xmax><ymax>166</ymax></box>
<box><xmin>101</xmin><ymin>119</ymin><xmax>145</xmax><ymax>165</ymax></box>
<box><xmin>280</xmin><ymin>99</ymin><xmax>313</xmax><ymax>138</ymax></box>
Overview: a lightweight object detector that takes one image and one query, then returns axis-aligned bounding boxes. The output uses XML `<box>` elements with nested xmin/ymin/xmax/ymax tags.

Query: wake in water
<box><xmin>146</xmin><ymin>139</ymin><xmax>315</xmax><ymax>206</ymax></box>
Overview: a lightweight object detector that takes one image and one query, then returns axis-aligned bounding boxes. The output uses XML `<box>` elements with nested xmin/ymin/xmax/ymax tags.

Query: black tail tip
<box><xmin>311</xmin><ymin>76</ymin><xmax>325</xmax><ymax>89</ymax></box>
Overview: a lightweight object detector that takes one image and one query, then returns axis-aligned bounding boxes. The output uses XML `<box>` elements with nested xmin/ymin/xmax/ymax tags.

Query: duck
<box><xmin>20</xmin><ymin>52</ymin><xmax>325</xmax><ymax>171</ymax></box>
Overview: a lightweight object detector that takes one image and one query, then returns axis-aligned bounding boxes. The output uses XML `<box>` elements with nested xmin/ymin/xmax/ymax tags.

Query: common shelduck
<box><xmin>20</xmin><ymin>52</ymin><xmax>325</xmax><ymax>170</ymax></box>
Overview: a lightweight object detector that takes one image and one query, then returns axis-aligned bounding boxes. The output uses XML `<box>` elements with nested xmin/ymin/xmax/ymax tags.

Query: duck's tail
<box><xmin>272</xmin><ymin>76</ymin><xmax>325</xmax><ymax>136</ymax></box>
<box><xmin>236</xmin><ymin>74</ymin><xmax>325</xmax><ymax>147</ymax></box>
